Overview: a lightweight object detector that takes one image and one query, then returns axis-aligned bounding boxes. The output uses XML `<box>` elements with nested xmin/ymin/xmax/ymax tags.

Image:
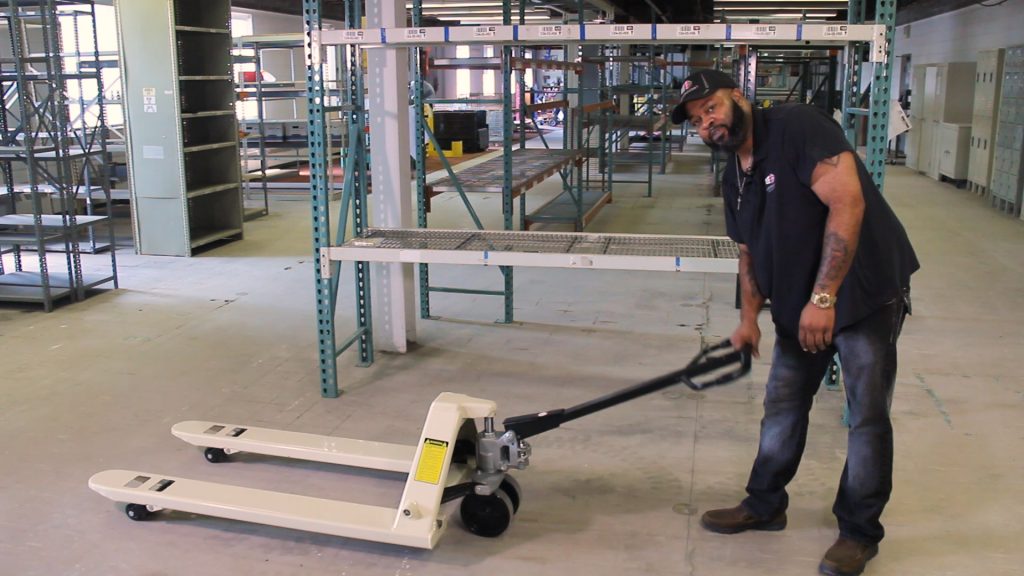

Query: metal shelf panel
<box><xmin>180</xmin><ymin>109</ymin><xmax>235</xmax><ymax>119</ymax></box>
<box><xmin>186</xmin><ymin>182</ymin><xmax>240</xmax><ymax>199</ymax></box>
<box><xmin>189</xmin><ymin>227</ymin><xmax>243</xmax><ymax>249</ymax></box>
<box><xmin>0</xmin><ymin>214</ymin><xmax>109</xmax><ymax>227</ymax></box>
<box><xmin>322</xmin><ymin>229</ymin><xmax>739</xmax><ymax>276</ymax></box>
<box><xmin>526</xmin><ymin>188</ymin><xmax>612</xmax><ymax>229</ymax></box>
<box><xmin>175</xmin><ymin>25</ymin><xmax>230</xmax><ymax>34</ymax></box>
<box><xmin>426</xmin><ymin>149</ymin><xmax>581</xmax><ymax>196</ymax></box>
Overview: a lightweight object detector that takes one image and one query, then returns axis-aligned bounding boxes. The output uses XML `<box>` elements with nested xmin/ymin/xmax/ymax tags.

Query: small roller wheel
<box><xmin>204</xmin><ymin>447</ymin><xmax>228</xmax><ymax>463</ymax></box>
<box><xmin>499</xmin><ymin>475</ymin><xmax>522</xmax><ymax>514</ymax></box>
<box><xmin>125</xmin><ymin>503</ymin><xmax>150</xmax><ymax>521</ymax></box>
<box><xmin>460</xmin><ymin>488</ymin><xmax>514</xmax><ymax>538</ymax></box>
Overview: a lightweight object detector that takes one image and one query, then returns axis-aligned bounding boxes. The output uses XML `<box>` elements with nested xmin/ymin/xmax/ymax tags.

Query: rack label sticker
<box><xmin>675</xmin><ymin>24</ymin><xmax>702</xmax><ymax>38</ymax></box>
<box><xmin>612</xmin><ymin>24</ymin><xmax>636</xmax><ymax>37</ymax></box>
<box><xmin>414</xmin><ymin>438</ymin><xmax>449</xmax><ymax>485</ymax></box>
<box><xmin>539</xmin><ymin>25</ymin><xmax>564</xmax><ymax>38</ymax></box>
<box><xmin>143</xmin><ymin>104</ymin><xmax>157</xmax><ymax>113</ymax></box>
<box><xmin>142</xmin><ymin>87</ymin><xmax>156</xmax><ymax>97</ymax></box>
<box><xmin>142</xmin><ymin>145</ymin><xmax>164</xmax><ymax>160</ymax></box>
<box><xmin>823</xmin><ymin>25</ymin><xmax>849</xmax><ymax>38</ymax></box>
<box><xmin>405</xmin><ymin>28</ymin><xmax>427</xmax><ymax>40</ymax></box>
<box><xmin>753</xmin><ymin>25</ymin><xmax>777</xmax><ymax>38</ymax></box>
<box><xmin>474</xmin><ymin>26</ymin><xmax>497</xmax><ymax>38</ymax></box>
<box><xmin>343</xmin><ymin>29</ymin><xmax>366</xmax><ymax>42</ymax></box>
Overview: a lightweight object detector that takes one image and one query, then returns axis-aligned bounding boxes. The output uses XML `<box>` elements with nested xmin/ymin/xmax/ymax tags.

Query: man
<box><xmin>671</xmin><ymin>70</ymin><xmax>919</xmax><ymax>576</ymax></box>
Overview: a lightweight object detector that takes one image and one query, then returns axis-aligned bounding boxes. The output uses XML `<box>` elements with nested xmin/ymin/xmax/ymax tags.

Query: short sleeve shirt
<box><xmin>722</xmin><ymin>104</ymin><xmax>919</xmax><ymax>338</ymax></box>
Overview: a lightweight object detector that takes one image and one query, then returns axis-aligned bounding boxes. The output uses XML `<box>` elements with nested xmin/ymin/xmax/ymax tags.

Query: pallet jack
<box><xmin>89</xmin><ymin>340</ymin><xmax>749</xmax><ymax>549</ymax></box>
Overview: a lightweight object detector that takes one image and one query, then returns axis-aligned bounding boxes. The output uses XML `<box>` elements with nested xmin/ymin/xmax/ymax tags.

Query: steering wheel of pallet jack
<box><xmin>460</xmin><ymin>488</ymin><xmax>515</xmax><ymax>538</ymax></box>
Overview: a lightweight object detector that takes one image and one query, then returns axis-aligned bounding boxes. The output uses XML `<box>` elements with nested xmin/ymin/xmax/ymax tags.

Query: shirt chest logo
<box><xmin>764</xmin><ymin>173</ymin><xmax>776</xmax><ymax>193</ymax></box>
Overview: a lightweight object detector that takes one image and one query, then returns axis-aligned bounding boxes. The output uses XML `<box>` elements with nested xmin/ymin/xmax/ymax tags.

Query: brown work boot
<box><xmin>818</xmin><ymin>536</ymin><xmax>879</xmax><ymax>576</ymax></box>
<box><xmin>699</xmin><ymin>505</ymin><xmax>787</xmax><ymax>534</ymax></box>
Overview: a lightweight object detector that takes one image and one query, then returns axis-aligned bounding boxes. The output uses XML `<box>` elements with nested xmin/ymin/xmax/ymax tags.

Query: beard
<box><xmin>702</xmin><ymin>99</ymin><xmax>748</xmax><ymax>153</ymax></box>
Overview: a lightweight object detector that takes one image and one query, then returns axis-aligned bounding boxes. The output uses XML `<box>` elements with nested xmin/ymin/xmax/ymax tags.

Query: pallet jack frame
<box><xmin>90</xmin><ymin>341</ymin><xmax>749</xmax><ymax>549</ymax></box>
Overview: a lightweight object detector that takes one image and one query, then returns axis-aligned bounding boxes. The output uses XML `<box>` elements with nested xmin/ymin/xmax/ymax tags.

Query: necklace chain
<box><xmin>735</xmin><ymin>155</ymin><xmax>751</xmax><ymax>211</ymax></box>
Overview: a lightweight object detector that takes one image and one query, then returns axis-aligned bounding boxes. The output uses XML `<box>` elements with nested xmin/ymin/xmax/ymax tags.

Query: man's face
<box><xmin>685</xmin><ymin>89</ymin><xmax>748</xmax><ymax>153</ymax></box>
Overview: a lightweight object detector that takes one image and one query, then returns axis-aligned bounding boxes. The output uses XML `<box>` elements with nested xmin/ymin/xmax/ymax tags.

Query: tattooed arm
<box><xmin>732</xmin><ymin>244</ymin><xmax>766</xmax><ymax>358</ymax></box>
<box><xmin>799</xmin><ymin>151</ymin><xmax>865</xmax><ymax>352</ymax></box>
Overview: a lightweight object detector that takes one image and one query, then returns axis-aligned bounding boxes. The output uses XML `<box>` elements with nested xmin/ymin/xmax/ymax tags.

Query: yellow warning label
<box><xmin>414</xmin><ymin>438</ymin><xmax>449</xmax><ymax>485</ymax></box>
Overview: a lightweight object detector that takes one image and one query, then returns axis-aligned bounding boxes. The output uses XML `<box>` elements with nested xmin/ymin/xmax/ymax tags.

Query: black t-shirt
<box><xmin>722</xmin><ymin>104</ymin><xmax>919</xmax><ymax>338</ymax></box>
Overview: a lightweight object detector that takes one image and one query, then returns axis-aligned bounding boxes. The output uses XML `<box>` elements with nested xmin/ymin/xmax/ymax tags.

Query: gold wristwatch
<box><xmin>810</xmin><ymin>292</ymin><xmax>837</xmax><ymax>309</ymax></box>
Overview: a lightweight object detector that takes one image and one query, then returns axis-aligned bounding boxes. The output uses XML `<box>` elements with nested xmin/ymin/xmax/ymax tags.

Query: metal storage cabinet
<box><xmin>991</xmin><ymin>46</ymin><xmax>1024</xmax><ymax>216</ymax></box>
<box><xmin>927</xmin><ymin>62</ymin><xmax>976</xmax><ymax>124</ymax></box>
<box><xmin>906</xmin><ymin>65</ymin><xmax>927</xmax><ymax>171</ymax></box>
<box><xmin>938</xmin><ymin>123</ymin><xmax>971</xmax><ymax>180</ymax></box>
<box><xmin>919</xmin><ymin>119</ymin><xmax>938</xmax><ymax>179</ymax></box>
<box><xmin>115</xmin><ymin>0</ymin><xmax>243</xmax><ymax>256</ymax></box>
<box><xmin>969</xmin><ymin>49</ymin><xmax>1005</xmax><ymax>195</ymax></box>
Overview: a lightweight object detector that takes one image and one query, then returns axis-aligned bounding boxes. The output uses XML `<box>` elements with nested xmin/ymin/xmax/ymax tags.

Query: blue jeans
<box><xmin>741</xmin><ymin>294</ymin><xmax>909</xmax><ymax>544</ymax></box>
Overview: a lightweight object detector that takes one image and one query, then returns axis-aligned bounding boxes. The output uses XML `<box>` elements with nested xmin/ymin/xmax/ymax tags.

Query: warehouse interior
<box><xmin>1</xmin><ymin>0</ymin><xmax>1023</xmax><ymax>575</ymax></box>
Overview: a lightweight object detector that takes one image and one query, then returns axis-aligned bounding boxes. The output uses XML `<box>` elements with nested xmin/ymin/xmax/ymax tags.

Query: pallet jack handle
<box><xmin>502</xmin><ymin>340</ymin><xmax>751</xmax><ymax>441</ymax></box>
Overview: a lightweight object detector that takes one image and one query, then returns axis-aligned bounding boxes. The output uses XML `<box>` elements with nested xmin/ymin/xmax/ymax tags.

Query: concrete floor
<box><xmin>1</xmin><ymin>150</ymin><xmax>1022</xmax><ymax>576</ymax></box>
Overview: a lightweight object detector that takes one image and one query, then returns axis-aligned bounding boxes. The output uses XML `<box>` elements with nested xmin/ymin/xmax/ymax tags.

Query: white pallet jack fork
<box><xmin>90</xmin><ymin>393</ymin><xmax>511</xmax><ymax>549</ymax></box>
<box><xmin>90</xmin><ymin>341</ymin><xmax>749</xmax><ymax>548</ymax></box>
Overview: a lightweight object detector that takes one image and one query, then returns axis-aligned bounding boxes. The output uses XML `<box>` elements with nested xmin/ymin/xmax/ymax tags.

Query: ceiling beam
<box><xmin>232</xmin><ymin>0</ymin><xmax>345</xmax><ymax>21</ymax></box>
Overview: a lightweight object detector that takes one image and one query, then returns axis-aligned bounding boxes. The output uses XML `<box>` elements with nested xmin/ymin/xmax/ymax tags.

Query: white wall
<box><xmin>893</xmin><ymin>0</ymin><xmax>1024</xmax><ymax>90</ymax></box>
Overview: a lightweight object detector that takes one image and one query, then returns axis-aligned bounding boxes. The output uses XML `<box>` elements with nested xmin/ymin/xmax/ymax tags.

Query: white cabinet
<box><xmin>919</xmin><ymin>120</ymin><xmax>938</xmax><ymax>179</ymax></box>
<box><xmin>908</xmin><ymin>62</ymin><xmax>976</xmax><ymax>179</ymax></box>
<box><xmin>938</xmin><ymin>123</ymin><xmax>971</xmax><ymax>180</ymax></box>
<box><xmin>929</xmin><ymin>62</ymin><xmax>977</xmax><ymax>124</ymax></box>
<box><xmin>906</xmin><ymin>119</ymin><xmax>921</xmax><ymax>170</ymax></box>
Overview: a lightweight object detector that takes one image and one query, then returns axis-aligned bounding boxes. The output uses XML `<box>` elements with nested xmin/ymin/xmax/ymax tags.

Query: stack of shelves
<box><xmin>0</xmin><ymin>0</ymin><xmax>118</xmax><ymax>311</ymax></box>
<box><xmin>115</xmin><ymin>0</ymin><xmax>242</xmax><ymax>256</ymax></box>
<box><xmin>991</xmin><ymin>45</ymin><xmax>1024</xmax><ymax>217</ymax></box>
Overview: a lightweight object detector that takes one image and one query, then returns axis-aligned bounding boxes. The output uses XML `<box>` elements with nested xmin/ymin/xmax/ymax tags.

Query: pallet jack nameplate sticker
<box><xmin>414</xmin><ymin>438</ymin><xmax>448</xmax><ymax>484</ymax></box>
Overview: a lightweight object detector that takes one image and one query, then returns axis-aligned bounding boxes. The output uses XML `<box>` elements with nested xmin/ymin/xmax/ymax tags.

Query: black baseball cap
<box><xmin>670</xmin><ymin>69</ymin><xmax>738</xmax><ymax>125</ymax></box>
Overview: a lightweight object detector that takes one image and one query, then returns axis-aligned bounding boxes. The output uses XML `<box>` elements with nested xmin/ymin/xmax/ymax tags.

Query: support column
<box><xmin>366</xmin><ymin>0</ymin><xmax>416</xmax><ymax>352</ymax></box>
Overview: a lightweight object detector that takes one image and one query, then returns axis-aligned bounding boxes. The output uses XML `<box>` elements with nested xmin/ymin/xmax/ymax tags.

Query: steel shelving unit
<box><xmin>583</xmin><ymin>49</ymin><xmax>670</xmax><ymax>199</ymax></box>
<box><xmin>0</xmin><ymin>0</ymin><xmax>118</xmax><ymax>311</ymax></box>
<box><xmin>302</xmin><ymin>0</ymin><xmax>895</xmax><ymax>398</ymax></box>
<box><xmin>114</xmin><ymin>0</ymin><xmax>243</xmax><ymax>257</ymax></box>
<box><xmin>233</xmin><ymin>33</ymin><xmax>347</xmax><ymax>216</ymax></box>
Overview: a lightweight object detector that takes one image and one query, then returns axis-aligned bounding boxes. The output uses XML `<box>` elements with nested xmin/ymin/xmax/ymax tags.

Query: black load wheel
<box><xmin>499</xmin><ymin>475</ymin><xmax>522</xmax><ymax>514</ymax></box>
<box><xmin>125</xmin><ymin>503</ymin><xmax>150</xmax><ymax>521</ymax></box>
<box><xmin>460</xmin><ymin>488</ymin><xmax>514</xmax><ymax>538</ymax></box>
<box><xmin>204</xmin><ymin>447</ymin><xmax>228</xmax><ymax>463</ymax></box>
